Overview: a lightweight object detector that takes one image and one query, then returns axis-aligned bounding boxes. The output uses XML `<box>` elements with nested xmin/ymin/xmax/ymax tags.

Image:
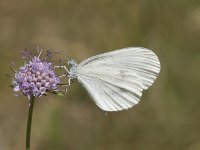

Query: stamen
<box><xmin>11</xmin><ymin>61</ymin><xmax>16</xmax><ymax>67</ymax></box>
<box><xmin>9</xmin><ymin>66</ymin><xmax>17</xmax><ymax>73</ymax></box>
<box><xmin>46</xmin><ymin>49</ymin><xmax>53</xmax><ymax>58</ymax></box>
<box><xmin>37</xmin><ymin>48</ymin><xmax>43</xmax><ymax>58</ymax></box>
<box><xmin>21</xmin><ymin>49</ymin><xmax>33</xmax><ymax>60</ymax></box>
<box><xmin>5</xmin><ymin>73</ymin><xmax>12</xmax><ymax>78</ymax></box>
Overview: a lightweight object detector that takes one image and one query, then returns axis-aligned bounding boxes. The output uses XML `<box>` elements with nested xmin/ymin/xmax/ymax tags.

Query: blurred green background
<box><xmin>0</xmin><ymin>0</ymin><xmax>200</xmax><ymax>150</ymax></box>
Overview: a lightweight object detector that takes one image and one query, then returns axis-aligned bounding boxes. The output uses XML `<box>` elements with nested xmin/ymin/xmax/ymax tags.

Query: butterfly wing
<box><xmin>76</xmin><ymin>47</ymin><xmax>160</xmax><ymax>111</ymax></box>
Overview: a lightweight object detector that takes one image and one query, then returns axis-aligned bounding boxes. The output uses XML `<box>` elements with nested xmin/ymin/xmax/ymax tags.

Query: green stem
<box><xmin>26</xmin><ymin>95</ymin><xmax>35</xmax><ymax>150</ymax></box>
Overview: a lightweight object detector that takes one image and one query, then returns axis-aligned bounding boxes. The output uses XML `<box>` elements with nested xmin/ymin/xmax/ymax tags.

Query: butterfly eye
<box><xmin>68</xmin><ymin>59</ymin><xmax>77</xmax><ymax>66</ymax></box>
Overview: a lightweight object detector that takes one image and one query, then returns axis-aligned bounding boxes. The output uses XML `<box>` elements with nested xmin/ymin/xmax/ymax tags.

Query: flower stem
<box><xmin>26</xmin><ymin>95</ymin><xmax>35</xmax><ymax>150</ymax></box>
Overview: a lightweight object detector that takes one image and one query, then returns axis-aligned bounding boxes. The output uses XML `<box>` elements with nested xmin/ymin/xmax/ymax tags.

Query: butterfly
<box><xmin>60</xmin><ymin>47</ymin><xmax>160</xmax><ymax>112</ymax></box>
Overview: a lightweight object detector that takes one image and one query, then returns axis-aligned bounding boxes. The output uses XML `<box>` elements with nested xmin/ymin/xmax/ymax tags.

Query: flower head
<box><xmin>12</xmin><ymin>48</ymin><xmax>60</xmax><ymax>98</ymax></box>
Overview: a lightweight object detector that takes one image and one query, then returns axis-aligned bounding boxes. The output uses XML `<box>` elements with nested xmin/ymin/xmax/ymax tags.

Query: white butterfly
<box><xmin>60</xmin><ymin>47</ymin><xmax>160</xmax><ymax>112</ymax></box>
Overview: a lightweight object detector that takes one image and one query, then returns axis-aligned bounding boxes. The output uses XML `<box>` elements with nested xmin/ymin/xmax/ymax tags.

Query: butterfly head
<box><xmin>67</xmin><ymin>59</ymin><xmax>78</xmax><ymax>79</ymax></box>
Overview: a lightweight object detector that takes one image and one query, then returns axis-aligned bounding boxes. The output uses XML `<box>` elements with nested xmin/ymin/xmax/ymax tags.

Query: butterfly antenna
<box><xmin>54</xmin><ymin>50</ymin><xmax>72</xmax><ymax>62</ymax></box>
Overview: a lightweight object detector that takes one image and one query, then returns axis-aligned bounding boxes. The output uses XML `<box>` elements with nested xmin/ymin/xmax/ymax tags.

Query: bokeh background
<box><xmin>0</xmin><ymin>0</ymin><xmax>200</xmax><ymax>150</ymax></box>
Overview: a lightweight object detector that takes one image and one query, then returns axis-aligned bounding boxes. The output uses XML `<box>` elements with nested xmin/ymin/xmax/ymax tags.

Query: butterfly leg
<box><xmin>59</xmin><ymin>79</ymin><xmax>71</xmax><ymax>86</ymax></box>
<box><xmin>54</xmin><ymin>65</ymin><xmax>73</xmax><ymax>86</ymax></box>
<box><xmin>54</xmin><ymin>65</ymin><xmax>70</xmax><ymax>74</ymax></box>
<box><xmin>68</xmin><ymin>78</ymin><xmax>72</xmax><ymax>86</ymax></box>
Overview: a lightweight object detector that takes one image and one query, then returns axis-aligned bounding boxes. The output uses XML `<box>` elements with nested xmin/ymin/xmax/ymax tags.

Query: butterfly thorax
<box><xmin>68</xmin><ymin>59</ymin><xmax>78</xmax><ymax>79</ymax></box>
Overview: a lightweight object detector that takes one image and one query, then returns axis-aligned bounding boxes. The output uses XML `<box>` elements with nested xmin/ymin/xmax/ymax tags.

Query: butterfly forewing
<box><xmin>76</xmin><ymin>47</ymin><xmax>160</xmax><ymax>111</ymax></box>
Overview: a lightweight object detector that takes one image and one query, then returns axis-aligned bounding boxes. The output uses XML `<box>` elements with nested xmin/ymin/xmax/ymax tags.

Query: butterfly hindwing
<box><xmin>77</xmin><ymin>68</ymin><xmax>143</xmax><ymax>111</ymax></box>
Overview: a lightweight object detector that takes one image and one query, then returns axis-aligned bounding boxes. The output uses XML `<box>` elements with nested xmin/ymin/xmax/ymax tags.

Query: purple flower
<box><xmin>12</xmin><ymin>49</ymin><xmax>61</xmax><ymax>98</ymax></box>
